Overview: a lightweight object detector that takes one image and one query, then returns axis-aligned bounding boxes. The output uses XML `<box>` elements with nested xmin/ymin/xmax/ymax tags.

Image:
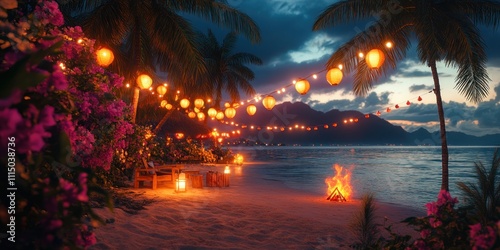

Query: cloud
<box><xmin>409</xmin><ymin>84</ymin><xmax>430</xmax><ymax>92</ymax></box>
<box><xmin>288</xmin><ymin>33</ymin><xmax>336</xmax><ymax>64</ymax></box>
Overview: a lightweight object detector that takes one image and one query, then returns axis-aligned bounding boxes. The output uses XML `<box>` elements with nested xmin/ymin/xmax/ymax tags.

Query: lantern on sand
<box><xmin>326</xmin><ymin>68</ymin><xmax>343</xmax><ymax>85</ymax></box>
<box><xmin>137</xmin><ymin>74</ymin><xmax>153</xmax><ymax>89</ymax></box>
<box><xmin>194</xmin><ymin>99</ymin><xmax>204</xmax><ymax>109</ymax></box>
<box><xmin>176</xmin><ymin>173</ymin><xmax>186</xmax><ymax>192</ymax></box>
<box><xmin>295</xmin><ymin>79</ymin><xmax>310</xmax><ymax>95</ymax></box>
<box><xmin>225</xmin><ymin>107</ymin><xmax>236</xmax><ymax>119</ymax></box>
<box><xmin>262</xmin><ymin>95</ymin><xmax>276</xmax><ymax>110</ymax></box>
<box><xmin>246</xmin><ymin>104</ymin><xmax>257</xmax><ymax>116</ymax></box>
<box><xmin>180</xmin><ymin>99</ymin><xmax>190</xmax><ymax>109</ymax></box>
<box><xmin>365</xmin><ymin>49</ymin><xmax>385</xmax><ymax>69</ymax></box>
<box><xmin>96</xmin><ymin>48</ymin><xmax>114</xmax><ymax>67</ymax></box>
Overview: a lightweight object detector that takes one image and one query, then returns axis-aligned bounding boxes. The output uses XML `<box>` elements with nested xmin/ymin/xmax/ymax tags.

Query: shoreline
<box><xmin>90</xmin><ymin>162</ymin><xmax>425</xmax><ymax>249</ymax></box>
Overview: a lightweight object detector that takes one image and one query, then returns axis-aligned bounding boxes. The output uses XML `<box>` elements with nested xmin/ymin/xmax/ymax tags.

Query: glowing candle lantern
<box><xmin>207</xmin><ymin>108</ymin><xmax>217</xmax><ymax>118</ymax></box>
<box><xmin>137</xmin><ymin>74</ymin><xmax>153</xmax><ymax>89</ymax></box>
<box><xmin>165</xmin><ymin>104</ymin><xmax>173</xmax><ymax>110</ymax></box>
<box><xmin>406</xmin><ymin>100</ymin><xmax>411</xmax><ymax>106</ymax></box>
<box><xmin>365</xmin><ymin>114</ymin><xmax>370</xmax><ymax>118</ymax></box>
<box><xmin>224</xmin><ymin>165</ymin><xmax>231</xmax><ymax>174</ymax></box>
<box><xmin>160</xmin><ymin>100</ymin><xmax>167</xmax><ymax>107</ymax></box>
<box><xmin>262</xmin><ymin>95</ymin><xmax>276</xmax><ymax>110</ymax></box>
<box><xmin>326</xmin><ymin>68</ymin><xmax>343</xmax><ymax>86</ymax></box>
<box><xmin>224</xmin><ymin>102</ymin><xmax>231</xmax><ymax>108</ymax></box>
<box><xmin>188</xmin><ymin>111</ymin><xmax>196</xmax><ymax>119</ymax></box>
<box><xmin>96</xmin><ymin>48</ymin><xmax>114</xmax><ymax>67</ymax></box>
<box><xmin>197</xmin><ymin>112</ymin><xmax>205</xmax><ymax>121</ymax></box>
<box><xmin>376</xmin><ymin>111</ymin><xmax>381</xmax><ymax>116</ymax></box>
<box><xmin>225</xmin><ymin>107</ymin><xmax>236</xmax><ymax>119</ymax></box>
<box><xmin>295</xmin><ymin>79</ymin><xmax>310</xmax><ymax>95</ymax></box>
<box><xmin>176</xmin><ymin>173</ymin><xmax>186</xmax><ymax>192</ymax></box>
<box><xmin>194</xmin><ymin>98</ymin><xmax>204</xmax><ymax>109</ymax></box>
<box><xmin>246</xmin><ymin>104</ymin><xmax>257</xmax><ymax>116</ymax></box>
<box><xmin>365</xmin><ymin>49</ymin><xmax>385</xmax><ymax>69</ymax></box>
<box><xmin>216</xmin><ymin>111</ymin><xmax>224</xmax><ymax>120</ymax></box>
<box><xmin>418</xmin><ymin>96</ymin><xmax>422</xmax><ymax>101</ymax></box>
<box><xmin>157</xmin><ymin>85</ymin><xmax>167</xmax><ymax>96</ymax></box>
<box><xmin>180</xmin><ymin>98</ymin><xmax>190</xmax><ymax>109</ymax></box>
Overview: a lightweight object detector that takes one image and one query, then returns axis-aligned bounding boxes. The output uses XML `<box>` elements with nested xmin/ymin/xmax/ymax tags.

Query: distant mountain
<box><xmin>230</xmin><ymin>102</ymin><xmax>500</xmax><ymax>146</ymax></box>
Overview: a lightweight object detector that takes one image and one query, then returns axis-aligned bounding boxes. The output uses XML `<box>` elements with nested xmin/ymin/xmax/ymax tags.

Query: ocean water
<box><xmin>230</xmin><ymin>146</ymin><xmax>499</xmax><ymax>210</ymax></box>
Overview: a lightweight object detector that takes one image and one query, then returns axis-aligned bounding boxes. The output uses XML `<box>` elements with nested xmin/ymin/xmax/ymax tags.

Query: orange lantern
<box><xmin>96</xmin><ymin>48</ymin><xmax>114</xmax><ymax>67</ymax></box>
<box><xmin>165</xmin><ymin>104</ymin><xmax>173</xmax><ymax>110</ymax></box>
<box><xmin>246</xmin><ymin>104</ymin><xmax>257</xmax><ymax>116</ymax></box>
<box><xmin>224</xmin><ymin>102</ymin><xmax>231</xmax><ymax>108</ymax></box>
<box><xmin>418</xmin><ymin>96</ymin><xmax>422</xmax><ymax>101</ymax></box>
<box><xmin>188</xmin><ymin>111</ymin><xmax>196</xmax><ymax>118</ymax></box>
<box><xmin>295</xmin><ymin>79</ymin><xmax>310</xmax><ymax>95</ymax></box>
<box><xmin>180</xmin><ymin>98</ymin><xmax>190</xmax><ymax>109</ymax></box>
<box><xmin>207</xmin><ymin>108</ymin><xmax>217</xmax><ymax>118</ymax></box>
<box><xmin>175</xmin><ymin>133</ymin><xmax>184</xmax><ymax>140</ymax></box>
<box><xmin>197</xmin><ymin>112</ymin><xmax>205</xmax><ymax>121</ymax></box>
<box><xmin>216</xmin><ymin>111</ymin><xmax>224</xmax><ymax>120</ymax></box>
<box><xmin>326</xmin><ymin>68</ymin><xmax>343</xmax><ymax>85</ymax></box>
<box><xmin>194</xmin><ymin>99</ymin><xmax>204</xmax><ymax>109</ymax></box>
<box><xmin>365</xmin><ymin>114</ymin><xmax>370</xmax><ymax>118</ymax></box>
<box><xmin>136</xmin><ymin>74</ymin><xmax>152</xmax><ymax>89</ymax></box>
<box><xmin>262</xmin><ymin>95</ymin><xmax>276</xmax><ymax>110</ymax></box>
<box><xmin>365</xmin><ymin>49</ymin><xmax>385</xmax><ymax>69</ymax></box>
<box><xmin>157</xmin><ymin>85</ymin><xmax>167</xmax><ymax>96</ymax></box>
<box><xmin>225</xmin><ymin>107</ymin><xmax>236</xmax><ymax>119</ymax></box>
<box><xmin>406</xmin><ymin>100</ymin><xmax>411</xmax><ymax>105</ymax></box>
<box><xmin>160</xmin><ymin>100</ymin><xmax>167</xmax><ymax>107</ymax></box>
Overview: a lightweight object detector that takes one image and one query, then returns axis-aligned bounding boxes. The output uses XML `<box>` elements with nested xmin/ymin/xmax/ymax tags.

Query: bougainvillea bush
<box><xmin>0</xmin><ymin>0</ymin><xmax>138</xmax><ymax>248</ymax></box>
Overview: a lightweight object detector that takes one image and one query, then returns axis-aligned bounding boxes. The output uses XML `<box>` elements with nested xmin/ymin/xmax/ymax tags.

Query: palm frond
<box><xmin>350</xmin><ymin>193</ymin><xmax>379</xmax><ymax>248</ymax></box>
<box><xmin>80</xmin><ymin>0</ymin><xmax>131</xmax><ymax>45</ymax></box>
<box><xmin>458</xmin><ymin>0</ymin><xmax>500</xmax><ymax>28</ymax></box>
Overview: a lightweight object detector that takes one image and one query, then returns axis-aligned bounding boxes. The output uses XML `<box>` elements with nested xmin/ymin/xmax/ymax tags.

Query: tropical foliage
<box><xmin>313</xmin><ymin>0</ymin><xmax>500</xmax><ymax>190</ymax></box>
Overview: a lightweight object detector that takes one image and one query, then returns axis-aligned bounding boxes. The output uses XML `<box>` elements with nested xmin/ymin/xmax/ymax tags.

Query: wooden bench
<box><xmin>133</xmin><ymin>159</ymin><xmax>182</xmax><ymax>189</ymax></box>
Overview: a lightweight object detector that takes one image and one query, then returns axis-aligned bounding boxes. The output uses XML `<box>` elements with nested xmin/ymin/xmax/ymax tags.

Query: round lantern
<box><xmin>160</xmin><ymin>100</ymin><xmax>167</xmax><ymax>107</ymax></box>
<box><xmin>262</xmin><ymin>95</ymin><xmax>276</xmax><ymax>110</ymax></box>
<box><xmin>96</xmin><ymin>48</ymin><xmax>114</xmax><ymax>67</ymax></box>
<box><xmin>224</xmin><ymin>107</ymin><xmax>236</xmax><ymax>119</ymax></box>
<box><xmin>156</xmin><ymin>85</ymin><xmax>167</xmax><ymax>96</ymax></box>
<box><xmin>365</xmin><ymin>49</ymin><xmax>385</xmax><ymax>69</ymax></box>
<box><xmin>197</xmin><ymin>112</ymin><xmax>205</xmax><ymax>121</ymax></box>
<box><xmin>180</xmin><ymin>98</ymin><xmax>190</xmax><ymax>109</ymax></box>
<box><xmin>207</xmin><ymin>108</ymin><xmax>217</xmax><ymax>118</ymax></box>
<box><xmin>326</xmin><ymin>68</ymin><xmax>343</xmax><ymax>85</ymax></box>
<box><xmin>165</xmin><ymin>104</ymin><xmax>173</xmax><ymax>110</ymax></box>
<box><xmin>224</xmin><ymin>102</ymin><xmax>231</xmax><ymax>108</ymax></box>
<box><xmin>188</xmin><ymin>111</ymin><xmax>196</xmax><ymax>118</ymax></box>
<box><xmin>246</xmin><ymin>104</ymin><xmax>257</xmax><ymax>116</ymax></box>
<box><xmin>295</xmin><ymin>79</ymin><xmax>310</xmax><ymax>95</ymax></box>
<box><xmin>136</xmin><ymin>74</ymin><xmax>153</xmax><ymax>89</ymax></box>
<box><xmin>216</xmin><ymin>111</ymin><xmax>225</xmax><ymax>120</ymax></box>
<box><xmin>194</xmin><ymin>99</ymin><xmax>204</xmax><ymax>109</ymax></box>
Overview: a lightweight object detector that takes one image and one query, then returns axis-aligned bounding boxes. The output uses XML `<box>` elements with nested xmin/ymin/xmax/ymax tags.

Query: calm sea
<box><xmin>229</xmin><ymin>146</ymin><xmax>499</xmax><ymax>210</ymax></box>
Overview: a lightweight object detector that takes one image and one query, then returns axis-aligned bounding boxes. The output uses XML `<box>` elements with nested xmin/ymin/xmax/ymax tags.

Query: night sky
<box><xmin>191</xmin><ymin>0</ymin><xmax>500</xmax><ymax>136</ymax></box>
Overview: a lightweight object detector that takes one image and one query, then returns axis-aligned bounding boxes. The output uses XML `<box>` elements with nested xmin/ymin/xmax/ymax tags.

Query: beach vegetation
<box><xmin>349</xmin><ymin>193</ymin><xmax>380</xmax><ymax>249</ymax></box>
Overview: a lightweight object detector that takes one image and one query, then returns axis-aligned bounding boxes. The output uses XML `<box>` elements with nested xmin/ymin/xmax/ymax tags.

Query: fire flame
<box><xmin>325</xmin><ymin>164</ymin><xmax>353</xmax><ymax>201</ymax></box>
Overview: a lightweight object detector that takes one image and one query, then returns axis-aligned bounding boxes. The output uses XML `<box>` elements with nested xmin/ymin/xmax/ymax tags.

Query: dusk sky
<box><xmin>191</xmin><ymin>0</ymin><xmax>500</xmax><ymax>136</ymax></box>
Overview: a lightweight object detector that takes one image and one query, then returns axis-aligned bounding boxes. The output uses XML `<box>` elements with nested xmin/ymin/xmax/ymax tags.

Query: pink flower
<box><xmin>39</xmin><ymin>105</ymin><xmax>56</xmax><ymax>127</ymax></box>
<box><xmin>470</xmin><ymin>223</ymin><xmax>496</xmax><ymax>250</ymax></box>
<box><xmin>0</xmin><ymin>108</ymin><xmax>22</xmax><ymax>137</ymax></box>
<box><xmin>77</xmin><ymin>173</ymin><xmax>88</xmax><ymax>202</ymax></box>
<box><xmin>429</xmin><ymin>217</ymin><xmax>442</xmax><ymax>228</ymax></box>
<box><xmin>425</xmin><ymin>202</ymin><xmax>438</xmax><ymax>216</ymax></box>
<box><xmin>437</xmin><ymin>190</ymin><xmax>458</xmax><ymax>206</ymax></box>
<box><xmin>420</xmin><ymin>229</ymin><xmax>431</xmax><ymax>239</ymax></box>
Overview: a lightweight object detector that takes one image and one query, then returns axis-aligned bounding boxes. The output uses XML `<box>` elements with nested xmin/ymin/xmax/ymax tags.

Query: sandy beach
<box><xmin>90</xmin><ymin>163</ymin><xmax>425</xmax><ymax>250</ymax></box>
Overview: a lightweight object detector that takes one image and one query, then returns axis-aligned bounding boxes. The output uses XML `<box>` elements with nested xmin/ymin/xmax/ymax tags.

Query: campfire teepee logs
<box><xmin>325</xmin><ymin>164</ymin><xmax>352</xmax><ymax>202</ymax></box>
<box><xmin>326</xmin><ymin>187</ymin><xmax>347</xmax><ymax>202</ymax></box>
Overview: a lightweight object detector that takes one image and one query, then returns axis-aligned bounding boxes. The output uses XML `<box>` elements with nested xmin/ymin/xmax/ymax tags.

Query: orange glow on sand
<box><xmin>325</xmin><ymin>164</ymin><xmax>352</xmax><ymax>201</ymax></box>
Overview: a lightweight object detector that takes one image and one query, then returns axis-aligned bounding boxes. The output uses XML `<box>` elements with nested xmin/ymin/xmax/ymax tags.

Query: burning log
<box><xmin>326</xmin><ymin>187</ymin><xmax>347</xmax><ymax>202</ymax></box>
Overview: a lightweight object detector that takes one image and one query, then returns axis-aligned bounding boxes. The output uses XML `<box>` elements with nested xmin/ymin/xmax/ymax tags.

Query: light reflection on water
<box><xmin>230</xmin><ymin>146</ymin><xmax>498</xmax><ymax>210</ymax></box>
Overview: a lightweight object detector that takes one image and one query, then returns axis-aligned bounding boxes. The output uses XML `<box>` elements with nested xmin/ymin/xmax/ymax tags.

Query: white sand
<box><xmin>90</xmin><ymin>163</ymin><xmax>424</xmax><ymax>249</ymax></box>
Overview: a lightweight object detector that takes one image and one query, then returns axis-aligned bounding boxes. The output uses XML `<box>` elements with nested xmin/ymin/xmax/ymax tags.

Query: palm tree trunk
<box><xmin>429</xmin><ymin>61</ymin><xmax>449</xmax><ymax>191</ymax></box>
<box><xmin>153</xmin><ymin>110</ymin><xmax>173</xmax><ymax>134</ymax></box>
<box><xmin>131</xmin><ymin>87</ymin><xmax>140</xmax><ymax>123</ymax></box>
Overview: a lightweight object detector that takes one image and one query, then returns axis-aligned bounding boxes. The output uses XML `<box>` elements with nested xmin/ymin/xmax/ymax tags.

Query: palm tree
<box><xmin>57</xmin><ymin>0</ymin><xmax>260</xmax><ymax>122</ymax></box>
<box><xmin>313</xmin><ymin>0</ymin><xmax>500</xmax><ymax>191</ymax></box>
<box><xmin>458</xmin><ymin>149</ymin><xmax>500</xmax><ymax>224</ymax></box>
<box><xmin>196</xmin><ymin>29</ymin><xmax>262</xmax><ymax>107</ymax></box>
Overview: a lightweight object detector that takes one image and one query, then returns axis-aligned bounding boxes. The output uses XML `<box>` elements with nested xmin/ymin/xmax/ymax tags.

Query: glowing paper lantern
<box><xmin>326</xmin><ymin>68</ymin><xmax>343</xmax><ymax>85</ymax></box>
<box><xmin>225</xmin><ymin>107</ymin><xmax>236</xmax><ymax>119</ymax></box>
<box><xmin>224</xmin><ymin>102</ymin><xmax>231</xmax><ymax>108</ymax></box>
<box><xmin>188</xmin><ymin>111</ymin><xmax>196</xmax><ymax>118</ymax></box>
<box><xmin>165</xmin><ymin>104</ymin><xmax>173</xmax><ymax>110</ymax></box>
<box><xmin>207</xmin><ymin>108</ymin><xmax>217</xmax><ymax>118</ymax></box>
<box><xmin>376</xmin><ymin>111</ymin><xmax>381</xmax><ymax>116</ymax></box>
<box><xmin>180</xmin><ymin>98</ymin><xmax>190</xmax><ymax>109</ymax></box>
<box><xmin>176</xmin><ymin>173</ymin><xmax>186</xmax><ymax>192</ymax></box>
<box><xmin>216</xmin><ymin>111</ymin><xmax>224</xmax><ymax>120</ymax></box>
<box><xmin>194</xmin><ymin>99</ymin><xmax>204</xmax><ymax>109</ymax></box>
<box><xmin>246</xmin><ymin>104</ymin><xmax>257</xmax><ymax>116</ymax></box>
<box><xmin>395</xmin><ymin>104</ymin><xmax>399</xmax><ymax>109</ymax></box>
<box><xmin>160</xmin><ymin>100</ymin><xmax>167</xmax><ymax>107</ymax></box>
<box><xmin>418</xmin><ymin>96</ymin><xmax>422</xmax><ymax>101</ymax></box>
<box><xmin>156</xmin><ymin>85</ymin><xmax>167</xmax><ymax>96</ymax></box>
<box><xmin>365</xmin><ymin>49</ymin><xmax>385</xmax><ymax>69</ymax></box>
<box><xmin>295</xmin><ymin>79</ymin><xmax>310</xmax><ymax>95</ymax></box>
<box><xmin>386</xmin><ymin>108</ymin><xmax>391</xmax><ymax>113</ymax></box>
<box><xmin>224</xmin><ymin>165</ymin><xmax>231</xmax><ymax>174</ymax></box>
<box><xmin>406</xmin><ymin>100</ymin><xmax>411</xmax><ymax>105</ymax></box>
<box><xmin>262</xmin><ymin>95</ymin><xmax>276</xmax><ymax>110</ymax></box>
<box><xmin>136</xmin><ymin>74</ymin><xmax>153</xmax><ymax>89</ymax></box>
<box><xmin>96</xmin><ymin>48</ymin><xmax>114</xmax><ymax>67</ymax></box>
<box><xmin>175</xmin><ymin>133</ymin><xmax>184</xmax><ymax>139</ymax></box>
<box><xmin>197</xmin><ymin>112</ymin><xmax>205</xmax><ymax>121</ymax></box>
<box><xmin>365</xmin><ymin>114</ymin><xmax>370</xmax><ymax>118</ymax></box>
